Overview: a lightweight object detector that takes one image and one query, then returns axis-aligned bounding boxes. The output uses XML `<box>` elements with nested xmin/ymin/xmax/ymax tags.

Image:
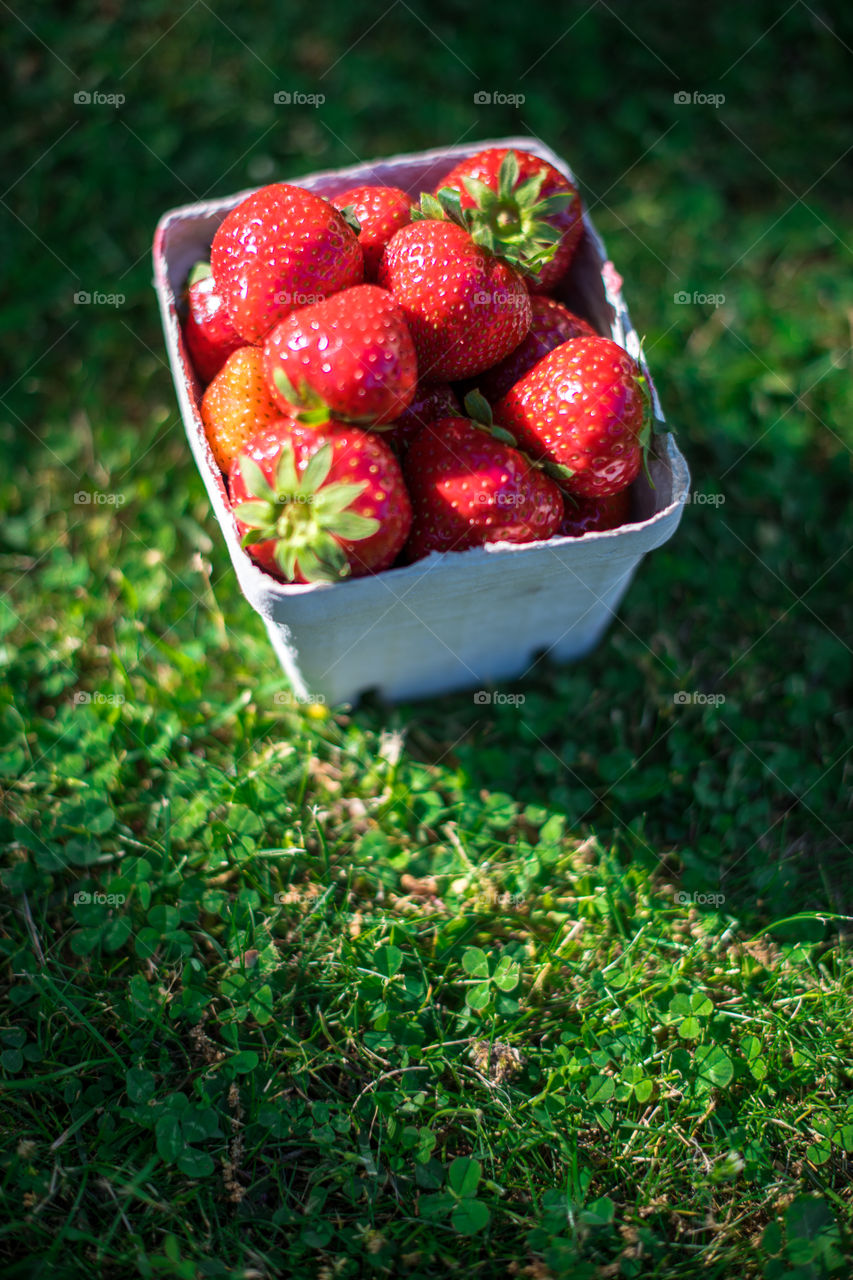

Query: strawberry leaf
<box><xmin>274</xmin><ymin>443</ymin><xmax>300</xmax><ymax>497</ymax></box>
<box><xmin>299</xmin><ymin>443</ymin><xmax>333</xmax><ymax>494</ymax></box>
<box><xmin>232</xmin><ymin>500</ymin><xmax>275</xmax><ymax>528</ymax></box>
<box><xmin>312</xmin><ymin>481</ymin><xmax>368</xmax><ymax>516</ymax></box>
<box><xmin>338</xmin><ymin>204</ymin><xmax>362</xmax><ymax>236</ymax></box>
<box><xmin>323</xmin><ymin>511</ymin><xmax>380</xmax><ymax>541</ymax></box>
<box><xmin>237</xmin><ymin>455</ymin><xmax>276</xmax><ymax>503</ymax></box>
<box><xmin>188</xmin><ymin>260</ymin><xmax>212</xmax><ymax>286</ymax></box>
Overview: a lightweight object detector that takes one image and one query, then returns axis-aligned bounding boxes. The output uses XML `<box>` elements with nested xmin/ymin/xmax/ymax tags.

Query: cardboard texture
<box><xmin>153</xmin><ymin>137</ymin><xmax>690</xmax><ymax>705</ymax></box>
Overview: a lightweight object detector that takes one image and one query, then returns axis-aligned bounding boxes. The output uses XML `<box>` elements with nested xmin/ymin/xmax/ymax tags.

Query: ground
<box><xmin>1</xmin><ymin>1</ymin><xmax>852</xmax><ymax>1277</ymax></box>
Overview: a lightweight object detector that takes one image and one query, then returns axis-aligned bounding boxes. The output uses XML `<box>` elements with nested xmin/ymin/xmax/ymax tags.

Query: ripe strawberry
<box><xmin>381</xmin><ymin>381</ymin><xmax>460</xmax><ymax>455</ymax></box>
<box><xmin>469</xmin><ymin>296</ymin><xmax>596</xmax><ymax>403</ymax></box>
<box><xmin>494</xmin><ymin>336</ymin><xmax>649</xmax><ymax>499</ymax></box>
<box><xmin>558</xmin><ymin>488</ymin><xmax>632</xmax><ymax>537</ymax></box>
<box><xmin>183</xmin><ymin>262</ymin><xmax>243</xmax><ymax>384</ymax></box>
<box><xmin>403</xmin><ymin>415</ymin><xmax>563</xmax><ymax>561</ymax></box>
<box><xmin>229</xmin><ymin>420</ymin><xmax>411</xmax><ymax>583</ymax></box>
<box><xmin>377</xmin><ymin>220</ymin><xmax>531</xmax><ymax>380</ymax></box>
<box><xmin>211</xmin><ymin>183</ymin><xmax>363</xmax><ymax>344</ymax></box>
<box><xmin>331</xmin><ymin>185</ymin><xmax>413</xmax><ymax>280</ymax></box>
<box><xmin>263</xmin><ymin>285</ymin><xmax>417</xmax><ymax>426</ymax></box>
<box><xmin>201</xmin><ymin>346</ymin><xmax>281</xmax><ymax>473</ymax></box>
<box><xmin>434</xmin><ymin>148</ymin><xmax>583</xmax><ymax>292</ymax></box>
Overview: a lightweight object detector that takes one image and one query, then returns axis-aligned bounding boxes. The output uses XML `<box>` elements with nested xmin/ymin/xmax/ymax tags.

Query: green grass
<box><xmin>2</xmin><ymin>1</ymin><xmax>853</xmax><ymax>1276</ymax></box>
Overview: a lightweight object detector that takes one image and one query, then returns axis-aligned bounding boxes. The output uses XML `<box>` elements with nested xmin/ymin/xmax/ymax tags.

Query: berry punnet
<box><xmin>229</xmin><ymin>420</ymin><xmax>411</xmax><ymax>583</ymax></box>
<box><xmin>183</xmin><ymin>262</ymin><xmax>243</xmax><ymax>384</ymax></box>
<box><xmin>558</xmin><ymin>487</ymin><xmax>632</xmax><ymax>537</ymax></box>
<box><xmin>201</xmin><ymin>346</ymin><xmax>281</xmax><ymax>474</ymax></box>
<box><xmin>377</xmin><ymin>219</ymin><xmax>531</xmax><ymax>381</ymax></box>
<box><xmin>403</xmin><ymin>398</ymin><xmax>563</xmax><ymax>561</ymax></box>
<box><xmin>432</xmin><ymin>148</ymin><xmax>583</xmax><ymax>292</ymax></box>
<box><xmin>210</xmin><ymin>183</ymin><xmax>363</xmax><ymax>344</ymax></box>
<box><xmin>263</xmin><ymin>285</ymin><xmax>417</xmax><ymax>427</ymax></box>
<box><xmin>469</xmin><ymin>295</ymin><xmax>596</xmax><ymax>403</ymax></box>
<box><xmin>494</xmin><ymin>336</ymin><xmax>651</xmax><ymax>499</ymax></box>
<box><xmin>331</xmin><ymin>185</ymin><xmax>413</xmax><ymax>280</ymax></box>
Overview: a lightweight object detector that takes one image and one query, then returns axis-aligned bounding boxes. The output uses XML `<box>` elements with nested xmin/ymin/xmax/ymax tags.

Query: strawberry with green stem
<box><xmin>263</xmin><ymin>284</ymin><xmax>417</xmax><ymax>427</ymax></box>
<box><xmin>494</xmin><ymin>335</ymin><xmax>657</xmax><ymax>499</ymax></box>
<box><xmin>331</xmin><ymin>185</ymin><xmax>413</xmax><ymax>281</ymax></box>
<box><xmin>432</xmin><ymin>148</ymin><xmax>583</xmax><ymax>292</ymax></box>
<box><xmin>403</xmin><ymin>392</ymin><xmax>563</xmax><ymax>561</ymax></box>
<box><xmin>229</xmin><ymin>421</ymin><xmax>411</xmax><ymax>583</ymax></box>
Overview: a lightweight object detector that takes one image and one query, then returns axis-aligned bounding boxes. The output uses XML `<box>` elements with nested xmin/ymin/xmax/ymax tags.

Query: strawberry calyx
<box><xmin>337</xmin><ymin>205</ymin><xmax>362</xmax><ymax>236</ymax></box>
<box><xmin>272</xmin><ymin>368</ymin><xmax>399</xmax><ymax>429</ymax></box>
<box><xmin>462</xmin><ymin>390</ymin><xmax>576</xmax><ymax>486</ymax></box>
<box><xmin>412</xmin><ymin>151</ymin><xmax>571</xmax><ymax>276</ymax></box>
<box><xmin>233</xmin><ymin>444</ymin><xmax>379</xmax><ymax>584</ymax></box>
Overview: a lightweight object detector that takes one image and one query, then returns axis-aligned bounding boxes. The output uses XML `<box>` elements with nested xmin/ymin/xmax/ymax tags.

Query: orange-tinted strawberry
<box><xmin>331</xmin><ymin>185</ymin><xmax>413</xmax><ymax>280</ymax></box>
<box><xmin>211</xmin><ymin>183</ymin><xmax>363</xmax><ymax>344</ymax></box>
<box><xmin>471</xmin><ymin>296</ymin><xmax>596</xmax><ymax>403</ymax></box>
<box><xmin>201</xmin><ymin>346</ymin><xmax>281</xmax><ymax>473</ymax></box>
<box><xmin>229</xmin><ymin>420</ymin><xmax>411</xmax><ymax>583</ymax></box>
<box><xmin>434</xmin><ymin>148</ymin><xmax>583</xmax><ymax>292</ymax></box>
<box><xmin>403</xmin><ymin>415</ymin><xmax>563</xmax><ymax>561</ymax></box>
<box><xmin>263</xmin><ymin>285</ymin><xmax>417</xmax><ymax>426</ymax></box>
<box><xmin>182</xmin><ymin>263</ymin><xmax>243</xmax><ymax>384</ymax></box>
<box><xmin>494</xmin><ymin>336</ymin><xmax>649</xmax><ymax>499</ymax></box>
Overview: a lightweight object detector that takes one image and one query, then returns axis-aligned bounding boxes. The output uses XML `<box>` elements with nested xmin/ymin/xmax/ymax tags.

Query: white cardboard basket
<box><xmin>153</xmin><ymin>136</ymin><xmax>689</xmax><ymax>706</ymax></box>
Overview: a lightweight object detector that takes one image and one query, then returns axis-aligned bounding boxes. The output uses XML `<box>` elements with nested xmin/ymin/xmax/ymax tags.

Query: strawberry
<box><xmin>229</xmin><ymin>420</ymin><xmax>411</xmax><ymax>583</ymax></box>
<box><xmin>376</xmin><ymin>219</ymin><xmax>531</xmax><ymax>380</ymax></box>
<box><xmin>201</xmin><ymin>346</ymin><xmax>281</xmax><ymax>473</ymax></box>
<box><xmin>331</xmin><ymin>185</ymin><xmax>413</xmax><ymax>280</ymax></box>
<box><xmin>210</xmin><ymin>183</ymin><xmax>363</xmax><ymax>344</ymax></box>
<box><xmin>263</xmin><ymin>284</ymin><xmax>417</xmax><ymax>426</ymax></box>
<box><xmin>494</xmin><ymin>336</ymin><xmax>649</xmax><ymax>499</ymax></box>
<box><xmin>558</xmin><ymin>488</ymin><xmax>632</xmax><ymax>537</ymax></box>
<box><xmin>380</xmin><ymin>381</ymin><xmax>460</xmax><ymax>455</ymax></box>
<box><xmin>183</xmin><ymin>262</ymin><xmax>243</xmax><ymax>384</ymax></box>
<box><xmin>433</xmin><ymin>148</ymin><xmax>583</xmax><ymax>292</ymax></box>
<box><xmin>469</xmin><ymin>296</ymin><xmax>596</xmax><ymax>403</ymax></box>
<box><xmin>403</xmin><ymin>414</ymin><xmax>563</xmax><ymax>561</ymax></box>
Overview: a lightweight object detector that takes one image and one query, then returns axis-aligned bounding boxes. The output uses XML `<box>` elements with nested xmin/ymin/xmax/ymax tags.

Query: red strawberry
<box><xmin>331</xmin><ymin>185</ymin><xmax>413</xmax><ymax>280</ymax></box>
<box><xmin>494</xmin><ymin>336</ymin><xmax>648</xmax><ymax>499</ymax></box>
<box><xmin>470</xmin><ymin>296</ymin><xmax>596</xmax><ymax>403</ymax></box>
<box><xmin>263</xmin><ymin>284</ymin><xmax>417</xmax><ymax>426</ymax></box>
<box><xmin>201</xmin><ymin>346</ymin><xmax>281</xmax><ymax>473</ymax></box>
<box><xmin>229</xmin><ymin>420</ymin><xmax>411</xmax><ymax>583</ymax></box>
<box><xmin>558</xmin><ymin>488</ymin><xmax>632</xmax><ymax>537</ymax></box>
<box><xmin>211</xmin><ymin>183</ymin><xmax>363</xmax><ymax>344</ymax></box>
<box><xmin>380</xmin><ymin>381</ymin><xmax>460</xmax><ymax>455</ymax></box>
<box><xmin>403</xmin><ymin>415</ymin><xmax>563</xmax><ymax>561</ymax></box>
<box><xmin>434</xmin><ymin>148</ymin><xmax>583</xmax><ymax>292</ymax></box>
<box><xmin>183</xmin><ymin>263</ymin><xmax>243</xmax><ymax>384</ymax></box>
<box><xmin>377</xmin><ymin>220</ymin><xmax>531</xmax><ymax>380</ymax></box>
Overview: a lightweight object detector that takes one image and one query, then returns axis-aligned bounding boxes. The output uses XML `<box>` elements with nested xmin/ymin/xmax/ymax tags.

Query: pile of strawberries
<box><xmin>182</xmin><ymin>147</ymin><xmax>653</xmax><ymax>585</ymax></box>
